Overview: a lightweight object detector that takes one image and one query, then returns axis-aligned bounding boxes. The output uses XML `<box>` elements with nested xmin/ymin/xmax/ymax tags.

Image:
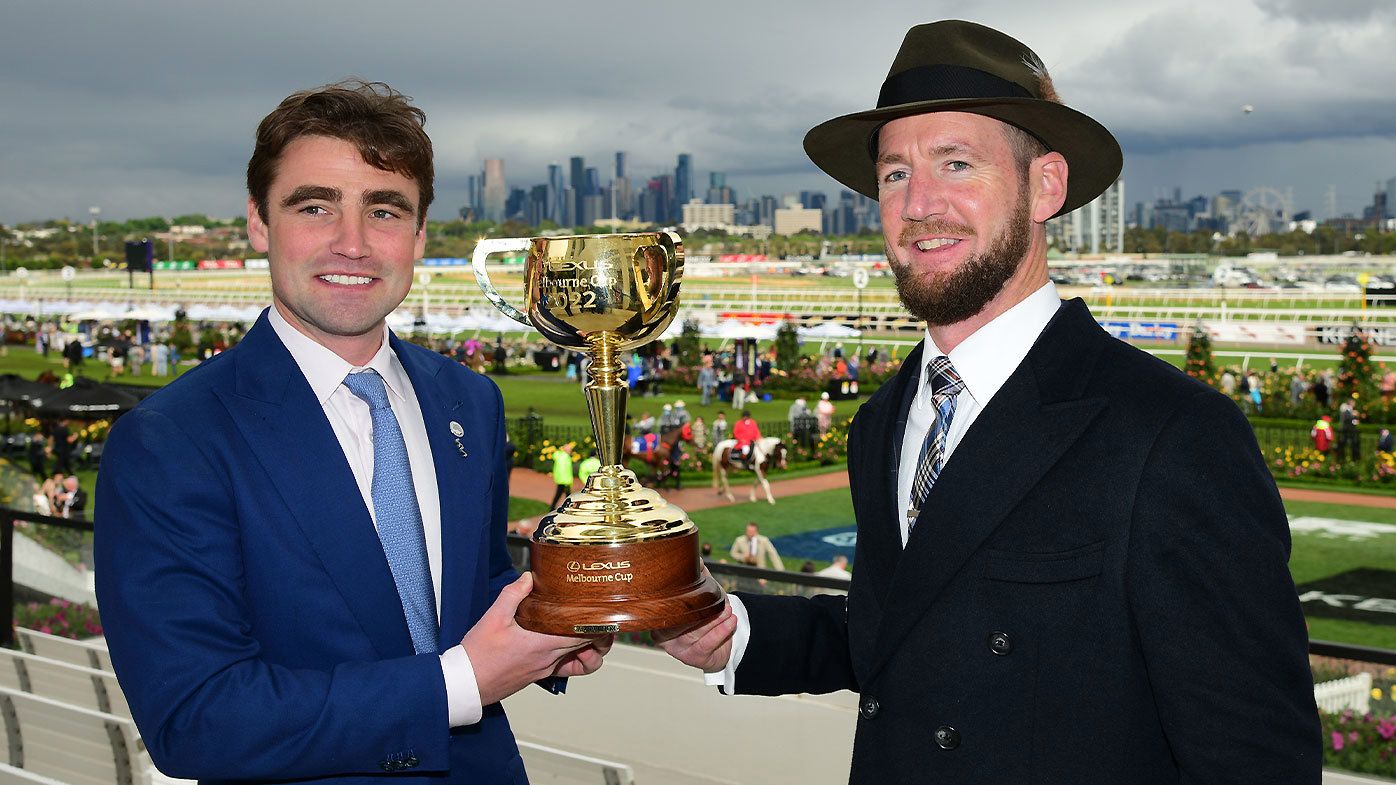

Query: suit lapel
<box><xmin>865</xmin><ymin>300</ymin><xmax>1109</xmax><ymax>681</ymax></box>
<box><xmin>214</xmin><ymin>315</ymin><xmax>414</xmax><ymax>659</ymax></box>
<box><xmin>852</xmin><ymin>343</ymin><xmax>922</xmax><ymax>606</ymax></box>
<box><xmin>391</xmin><ymin>336</ymin><xmax>489</xmax><ymax>647</ymax></box>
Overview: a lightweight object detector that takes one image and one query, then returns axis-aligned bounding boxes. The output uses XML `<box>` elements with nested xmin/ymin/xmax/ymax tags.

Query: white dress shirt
<box><xmin>269</xmin><ymin>306</ymin><xmax>484</xmax><ymax>727</ymax></box>
<box><xmin>705</xmin><ymin>282</ymin><xmax>1063</xmax><ymax>692</ymax></box>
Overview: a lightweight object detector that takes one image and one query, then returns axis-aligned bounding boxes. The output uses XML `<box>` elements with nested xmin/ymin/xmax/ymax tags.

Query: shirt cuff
<box><xmin>441</xmin><ymin>645</ymin><xmax>483</xmax><ymax>727</ymax></box>
<box><xmin>702</xmin><ymin>594</ymin><xmax>750</xmax><ymax>694</ymax></box>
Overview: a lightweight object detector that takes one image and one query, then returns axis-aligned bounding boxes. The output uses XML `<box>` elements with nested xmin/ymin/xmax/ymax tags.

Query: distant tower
<box><xmin>674</xmin><ymin>154</ymin><xmax>692</xmax><ymax>221</ymax></box>
<box><xmin>547</xmin><ymin>163</ymin><xmax>564</xmax><ymax>223</ymax></box>
<box><xmin>570</xmin><ymin>156</ymin><xmax>586</xmax><ymax>227</ymax></box>
<box><xmin>482</xmin><ymin>159</ymin><xmax>507</xmax><ymax>223</ymax></box>
<box><xmin>613</xmin><ymin>152</ymin><xmax>632</xmax><ymax>219</ymax></box>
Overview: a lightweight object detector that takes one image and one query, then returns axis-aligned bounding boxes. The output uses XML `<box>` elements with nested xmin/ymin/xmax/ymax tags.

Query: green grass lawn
<box><xmin>492</xmin><ymin>371</ymin><xmax>840</xmax><ymax>430</ymax></box>
<box><xmin>0</xmin><ymin>346</ymin><xmax>192</xmax><ymax>387</ymax></box>
<box><xmin>688</xmin><ymin>488</ymin><xmax>854</xmax><ymax>570</ymax></box>
<box><xmin>1284</xmin><ymin>500</ymin><xmax>1396</xmax><ymax>650</ymax></box>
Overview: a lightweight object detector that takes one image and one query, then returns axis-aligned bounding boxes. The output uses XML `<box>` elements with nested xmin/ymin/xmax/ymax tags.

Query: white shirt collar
<box><xmin>923</xmin><ymin>282</ymin><xmax>1062</xmax><ymax>407</ymax></box>
<box><xmin>267</xmin><ymin>304</ymin><xmax>412</xmax><ymax>406</ymax></box>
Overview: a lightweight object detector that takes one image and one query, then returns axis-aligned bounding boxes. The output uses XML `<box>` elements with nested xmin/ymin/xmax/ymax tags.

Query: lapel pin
<box><xmin>449</xmin><ymin>421</ymin><xmax>464</xmax><ymax>437</ymax></box>
<box><xmin>455</xmin><ymin>440</ymin><xmax>468</xmax><ymax>458</ymax></box>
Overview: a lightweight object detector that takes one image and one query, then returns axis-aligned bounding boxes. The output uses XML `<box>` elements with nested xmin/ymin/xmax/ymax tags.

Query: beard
<box><xmin>888</xmin><ymin>192</ymin><xmax>1032</xmax><ymax>327</ymax></box>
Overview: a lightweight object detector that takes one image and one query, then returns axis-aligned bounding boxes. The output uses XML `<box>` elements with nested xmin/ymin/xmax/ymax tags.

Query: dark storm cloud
<box><xmin>1254</xmin><ymin>0</ymin><xmax>1394</xmax><ymax>23</ymax></box>
<box><xmin>1</xmin><ymin>0</ymin><xmax>1393</xmax><ymax>223</ymax></box>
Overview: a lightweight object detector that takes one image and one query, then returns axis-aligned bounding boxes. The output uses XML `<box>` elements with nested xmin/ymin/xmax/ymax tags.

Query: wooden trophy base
<box><xmin>516</xmin><ymin>528</ymin><xmax>725</xmax><ymax>635</ymax></box>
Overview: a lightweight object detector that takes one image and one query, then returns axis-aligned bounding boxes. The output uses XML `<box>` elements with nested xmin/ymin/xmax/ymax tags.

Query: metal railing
<box><xmin>0</xmin><ymin>507</ymin><xmax>1389</xmax><ymax>679</ymax></box>
<box><xmin>2</xmin><ymin>507</ymin><xmax>92</xmax><ymax>649</ymax></box>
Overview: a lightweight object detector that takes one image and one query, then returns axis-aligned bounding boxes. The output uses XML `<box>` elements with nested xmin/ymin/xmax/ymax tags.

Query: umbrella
<box><xmin>797</xmin><ymin>322</ymin><xmax>862</xmax><ymax>339</ymax></box>
<box><xmin>28</xmin><ymin>377</ymin><xmax>141</xmax><ymax>418</ymax></box>
<box><xmin>124</xmin><ymin>304</ymin><xmax>180</xmax><ymax>322</ymax></box>
<box><xmin>704</xmin><ymin>319</ymin><xmax>778</xmax><ymax>340</ymax></box>
<box><xmin>0</xmin><ymin>374</ymin><xmax>56</xmax><ymax>403</ymax></box>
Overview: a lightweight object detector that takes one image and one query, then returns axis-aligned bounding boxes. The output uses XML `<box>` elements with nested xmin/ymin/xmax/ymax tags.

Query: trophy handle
<box><xmin>630</xmin><ymin>230</ymin><xmax>683</xmax><ymax>313</ymax></box>
<box><xmin>472</xmin><ymin>238</ymin><xmax>533</xmax><ymax>326</ymax></box>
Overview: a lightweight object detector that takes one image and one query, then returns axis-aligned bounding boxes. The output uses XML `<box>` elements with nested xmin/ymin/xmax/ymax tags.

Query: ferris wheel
<box><xmin>1235</xmin><ymin>187</ymin><xmax>1293</xmax><ymax>236</ymax></box>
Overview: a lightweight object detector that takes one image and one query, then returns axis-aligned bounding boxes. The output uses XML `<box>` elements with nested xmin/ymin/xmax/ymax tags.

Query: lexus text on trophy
<box><xmin>473</xmin><ymin>232</ymin><xmax>724</xmax><ymax>635</ymax></box>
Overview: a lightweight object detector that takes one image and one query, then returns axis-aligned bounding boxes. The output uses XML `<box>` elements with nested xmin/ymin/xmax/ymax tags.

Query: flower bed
<box><xmin>14</xmin><ymin>598</ymin><xmax>102</xmax><ymax>639</ymax></box>
<box><xmin>1324</xmin><ymin>708</ymin><xmax>1396</xmax><ymax>776</ymax></box>
<box><xmin>1267</xmin><ymin>447</ymin><xmax>1396</xmax><ymax>486</ymax></box>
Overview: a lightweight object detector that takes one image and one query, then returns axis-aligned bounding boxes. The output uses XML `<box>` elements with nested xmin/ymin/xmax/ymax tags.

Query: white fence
<box><xmin>1314</xmin><ymin>672</ymin><xmax>1372</xmax><ymax>715</ymax></box>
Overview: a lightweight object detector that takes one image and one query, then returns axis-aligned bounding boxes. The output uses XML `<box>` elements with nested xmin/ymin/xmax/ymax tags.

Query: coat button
<box><xmin>380</xmin><ymin>761</ymin><xmax>396</xmax><ymax>772</ymax></box>
<box><xmin>988</xmin><ymin>631</ymin><xmax>1012</xmax><ymax>656</ymax></box>
<box><xmin>934</xmin><ymin>725</ymin><xmax>961</xmax><ymax>750</ymax></box>
<box><xmin>859</xmin><ymin>696</ymin><xmax>880</xmax><ymax>719</ymax></box>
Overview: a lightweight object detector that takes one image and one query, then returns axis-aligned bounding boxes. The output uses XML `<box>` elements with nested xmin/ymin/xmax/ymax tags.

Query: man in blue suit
<box><xmin>95</xmin><ymin>81</ymin><xmax>609</xmax><ymax>783</ymax></box>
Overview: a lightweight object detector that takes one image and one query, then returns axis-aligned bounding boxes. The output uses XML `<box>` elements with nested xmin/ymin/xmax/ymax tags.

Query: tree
<box><xmin>1336</xmin><ymin>324</ymin><xmax>1374</xmax><ymax>402</ymax></box>
<box><xmin>774</xmin><ymin>320</ymin><xmax>801</xmax><ymax>372</ymax></box>
<box><xmin>675</xmin><ymin>318</ymin><xmax>702</xmax><ymax>368</ymax></box>
<box><xmin>1183</xmin><ymin>322</ymin><xmax>1215</xmax><ymax>383</ymax></box>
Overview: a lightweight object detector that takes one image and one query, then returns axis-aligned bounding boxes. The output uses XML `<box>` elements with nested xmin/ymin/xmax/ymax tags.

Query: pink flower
<box><xmin>1378</xmin><ymin>720</ymin><xmax>1395</xmax><ymax>740</ymax></box>
<box><xmin>1349</xmin><ymin>730</ymin><xmax>1360</xmax><ymax>743</ymax></box>
<box><xmin>39</xmin><ymin>626</ymin><xmax>51</xmax><ymax>635</ymax></box>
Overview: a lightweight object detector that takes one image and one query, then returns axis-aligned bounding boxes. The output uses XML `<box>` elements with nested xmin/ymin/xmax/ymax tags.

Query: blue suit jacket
<box><xmin>95</xmin><ymin>313</ymin><xmax>528</xmax><ymax>784</ymax></box>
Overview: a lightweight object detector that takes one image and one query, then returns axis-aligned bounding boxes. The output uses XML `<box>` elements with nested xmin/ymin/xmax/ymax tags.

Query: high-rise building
<box><xmin>758</xmin><ymin>195</ymin><xmax>779</xmax><ymax>227</ymax></box>
<box><xmin>613</xmin><ymin>152</ymin><xmax>632</xmax><ymax>219</ymax></box>
<box><xmin>505</xmin><ymin>188</ymin><xmax>527</xmax><ymax>222</ymax></box>
<box><xmin>527</xmin><ymin>184</ymin><xmax>550</xmax><ymax>227</ymax></box>
<box><xmin>569</xmin><ymin>156</ymin><xmax>586</xmax><ymax>227</ymax></box>
<box><xmin>774</xmin><ymin>206</ymin><xmax>823</xmax><ymax>236</ymax></box>
<box><xmin>638</xmin><ymin>176</ymin><xmax>674</xmax><ymax>225</ymax></box>
<box><xmin>547</xmin><ymin>163</ymin><xmax>564</xmax><ymax>223</ymax></box>
<box><xmin>581</xmin><ymin>194</ymin><xmax>604</xmax><ymax>228</ymax></box>
<box><xmin>561</xmin><ymin>186</ymin><xmax>576</xmax><ymax>228</ymax></box>
<box><xmin>1052</xmin><ymin>178</ymin><xmax>1126</xmax><ymax>253</ymax></box>
<box><xmin>674</xmin><ymin>154</ymin><xmax>692</xmax><ymax>221</ymax></box>
<box><xmin>706</xmin><ymin>172</ymin><xmax>734</xmax><ymax>205</ymax></box>
<box><xmin>482</xmin><ymin>159</ymin><xmax>507</xmax><ymax>223</ymax></box>
<box><xmin>465</xmin><ymin>175</ymin><xmax>481</xmax><ymax>213</ymax></box>
<box><xmin>681</xmin><ymin>199</ymin><xmax>736</xmax><ymax>232</ymax></box>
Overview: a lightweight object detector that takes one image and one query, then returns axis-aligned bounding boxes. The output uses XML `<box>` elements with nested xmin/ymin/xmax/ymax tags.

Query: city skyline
<box><xmin>3</xmin><ymin>0</ymin><xmax>1395</xmax><ymax>224</ymax></box>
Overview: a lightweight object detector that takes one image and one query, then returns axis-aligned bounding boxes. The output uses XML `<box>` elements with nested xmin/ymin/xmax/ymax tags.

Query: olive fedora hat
<box><xmin>803</xmin><ymin>20</ymin><xmax>1121</xmax><ymax>217</ymax></box>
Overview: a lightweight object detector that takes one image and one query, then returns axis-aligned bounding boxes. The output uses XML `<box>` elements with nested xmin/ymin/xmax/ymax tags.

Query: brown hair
<box><xmin>246</xmin><ymin>79</ymin><xmax>434</xmax><ymax>228</ymax></box>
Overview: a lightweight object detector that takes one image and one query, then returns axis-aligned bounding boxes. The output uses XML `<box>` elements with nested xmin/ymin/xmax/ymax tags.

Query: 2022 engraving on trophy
<box><xmin>473</xmin><ymin>232</ymin><xmax>725</xmax><ymax>634</ymax></box>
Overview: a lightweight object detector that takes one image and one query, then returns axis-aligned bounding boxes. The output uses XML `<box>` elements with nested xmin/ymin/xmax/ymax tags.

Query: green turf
<box><xmin>1282</xmin><ymin>500</ymin><xmax>1396</xmax><ymax>650</ymax></box>
<box><xmin>0</xmin><ymin>346</ymin><xmax>192</xmax><ymax>387</ymax></box>
<box><xmin>492</xmin><ymin>371</ymin><xmax>842</xmax><ymax>430</ymax></box>
<box><xmin>686</xmin><ymin>487</ymin><xmax>854</xmax><ymax>571</ymax></box>
<box><xmin>507</xmin><ymin>496</ymin><xmax>551</xmax><ymax>521</ymax></box>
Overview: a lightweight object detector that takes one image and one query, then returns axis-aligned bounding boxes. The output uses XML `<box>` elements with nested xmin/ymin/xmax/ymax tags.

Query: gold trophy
<box><xmin>473</xmin><ymin>232</ymin><xmax>724</xmax><ymax>634</ymax></box>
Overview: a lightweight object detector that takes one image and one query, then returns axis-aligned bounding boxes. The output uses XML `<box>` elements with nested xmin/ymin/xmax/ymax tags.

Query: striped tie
<box><xmin>342</xmin><ymin>369</ymin><xmax>439</xmax><ymax>655</ymax></box>
<box><xmin>907</xmin><ymin>356</ymin><xmax>965</xmax><ymax>530</ymax></box>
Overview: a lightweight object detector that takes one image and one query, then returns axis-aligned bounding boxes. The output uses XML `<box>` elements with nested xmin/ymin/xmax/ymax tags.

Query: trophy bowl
<box><xmin>474</xmin><ymin>232</ymin><xmax>724</xmax><ymax>635</ymax></box>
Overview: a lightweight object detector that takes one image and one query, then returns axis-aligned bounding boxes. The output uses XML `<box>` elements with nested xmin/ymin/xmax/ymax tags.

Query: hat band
<box><xmin>877</xmin><ymin>64</ymin><xmax>1032</xmax><ymax>108</ymax></box>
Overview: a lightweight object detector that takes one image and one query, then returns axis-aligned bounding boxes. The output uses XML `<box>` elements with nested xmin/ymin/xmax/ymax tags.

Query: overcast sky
<box><xmin>3</xmin><ymin>0</ymin><xmax>1394</xmax><ymax>225</ymax></box>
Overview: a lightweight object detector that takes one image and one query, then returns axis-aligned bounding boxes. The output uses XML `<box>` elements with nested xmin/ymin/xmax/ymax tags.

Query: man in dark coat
<box><xmin>656</xmin><ymin>20</ymin><xmax>1320</xmax><ymax>785</ymax></box>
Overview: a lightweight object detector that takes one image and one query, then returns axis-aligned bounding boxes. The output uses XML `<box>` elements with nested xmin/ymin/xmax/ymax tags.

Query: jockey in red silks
<box><xmin>732</xmin><ymin>410</ymin><xmax>762</xmax><ymax>466</ymax></box>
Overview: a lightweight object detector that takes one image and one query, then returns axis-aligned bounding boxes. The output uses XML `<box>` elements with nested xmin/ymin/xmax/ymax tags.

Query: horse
<box><xmin>712</xmin><ymin>435</ymin><xmax>788</xmax><ymax>504</ymax></box>
<box><xmin>624</xmin><ymin>423</ymin><xmax>691</xmax><ymax>489</ymax></box>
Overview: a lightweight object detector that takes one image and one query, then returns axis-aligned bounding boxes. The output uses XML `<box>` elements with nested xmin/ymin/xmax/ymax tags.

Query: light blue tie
<box><xmin>908</xmin><ymin>356</ymin><xmax>965</xmax><ymax>530</ymax></box>
<box><xmin>343</xmin><ymin>369</ymin><xmax>438</xmax><ymax>654</ymax></box>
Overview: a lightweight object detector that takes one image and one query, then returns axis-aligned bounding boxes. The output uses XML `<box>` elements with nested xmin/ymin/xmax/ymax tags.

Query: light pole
<box><xmin>852</xmin><ymin>267</ymin><xmax>869</xmax><ymax>362</ymax></box>
<box><xmin>88</xmin><ymin>206</ymin><xmax>101</xmax><ymax>262</ymax></box>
